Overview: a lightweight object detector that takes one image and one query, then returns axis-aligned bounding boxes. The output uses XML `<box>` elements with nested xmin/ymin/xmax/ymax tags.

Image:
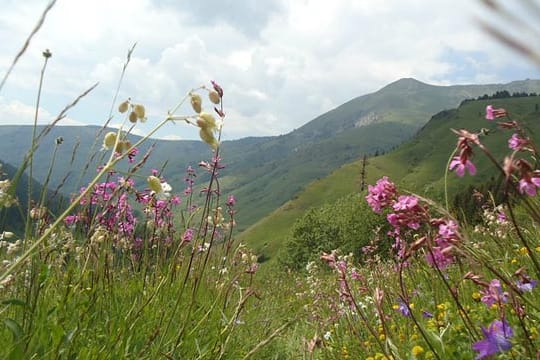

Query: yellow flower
<box><xmin>519</xmin><ymin>247</ymin><xmax>528</xmax><ymax>255</ymax></box>
<box><xmin>472</xmin><ymin>292</ymin><xmax>481</xmax><ymax>301</ymax></box>
<box><xmin>412</xmin><ymin>345</ymin><xmax>424</xmax><ymax>356</ymax></box>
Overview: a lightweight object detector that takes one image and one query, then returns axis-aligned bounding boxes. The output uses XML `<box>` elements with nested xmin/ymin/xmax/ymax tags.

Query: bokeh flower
<box><xmin>472</xmin><ymin>319</ymin><xmax>513</xmax><ymax>359</ymax></box>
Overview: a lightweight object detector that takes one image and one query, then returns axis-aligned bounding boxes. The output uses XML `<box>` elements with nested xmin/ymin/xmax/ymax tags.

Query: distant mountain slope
<box><xmin>0</xmin><ymin>159</ymin><xmax>66</xmax><ymax>234</ymax></box>
<box><xmin>241</xmin><ymin>95</ymin><xmax>540</xmax><ymax>262</ymax></box>
<box><xmin>2</xmin><ymin>78</ymin><xmax>540</xmax><ymax>231</ymax></box>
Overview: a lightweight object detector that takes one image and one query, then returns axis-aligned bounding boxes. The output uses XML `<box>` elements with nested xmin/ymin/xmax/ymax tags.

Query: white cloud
<box><xmin>1</xmin><ymin>0</ymin><xmax>540</xmax><ymax>141</ymax></box>
<box><xmin>0</xmin><ymin>97</ymin><xmax>85</xmax><ymax>126</ymax></box>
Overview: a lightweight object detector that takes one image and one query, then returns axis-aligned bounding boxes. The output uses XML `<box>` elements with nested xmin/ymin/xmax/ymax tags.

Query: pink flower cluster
<box><xmin>366</xmin><ymin>176</ymin><xmax>397</xmax><ymax>214</ymax></box>
<box><xmin>425</xmin><ymin>219</ymin><xmax>460</xmax><ymax>269</ymax></box>
<box><xmin>366</xmin><ymin>177</ymin><xmax>460</xmax><ymax>268</ymax></box>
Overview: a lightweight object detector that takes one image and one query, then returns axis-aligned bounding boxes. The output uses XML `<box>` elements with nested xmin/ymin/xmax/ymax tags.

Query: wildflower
<box><xmin>480</xmin><ymin>279</ymin><xmax>508</xmax><ymax>308</ymax></box>
<box><xmin>472</xmin><ymin>319</ymin><xmax>513</xmax><ymax>359</ymax></box>
<box><xmin>365</xmin><ymin>176</ymin><xmax>397</xmax><ymax>214</ymax></box>
<box><xmin>485</xmin><ymin>105</ymin><xmax>507</xmax><ymax>120</ymax></box>
<box><xmin>226</xmin><ymin>194</ymin><xmax>236</xmax><ymax>206</ymax></box>
<box><xmin>118</xmin><ymin>100</ymin><xmax>129</xmax><ymax>113</ymax></box>
<box><xmin>147</xmin><ymin>176</ymin><xmax>172</xmax><ymax>199</ymax></box>
<box><xmin>103</xmin><ymin>132</ymin><xmax>117</xmax><ymax>150</ymax></box>
<box><xmin>395</xmin><ymin>300</ymin><xmax>411</xmax><ymax>317</ymax></box>
<box><xmin>190</xmin><ymin>93</ymin><xmax>202</xmax><ymax>113</ymax></box>
<box><xmin>449</xmin><ymin>156</ymin><xmax>476</xmax><ymax>177</ymax></box>
<box><xmin>508</xmin><ymin>133</ymin><xmax>529</xmax><ymax>151</ymax></box>
<box><xmin>133</xmin><ymin>104</ymin><xmax>146</xmax><ymax>121</ymax></box>
<box><xmin>197</xmin><ymin>112</ymin><xmax>218</xmax><ymax>131</ymax></box>
<box><xmin>199</xmin><ymin>127</ymin><xmax>219</xmax><ymax>150</ymax></box>
<box><xmin>412</xmin><ymin>345</ymin><xmax>424</xmax><ymax>357</ymax></box>
<box><xmin>518</xmin><ymin>177</ymin><xmax>540</xmax><ymax>196</ymax></box>
<box><xmin>516</xmin><ymin>279</ymin><xmax>538</xmax><ymax>292</ymax></box>
<box><xmin>208</xmin><ymin>90</ymin><xmax>221</xmax><ymax>104</ymax></box>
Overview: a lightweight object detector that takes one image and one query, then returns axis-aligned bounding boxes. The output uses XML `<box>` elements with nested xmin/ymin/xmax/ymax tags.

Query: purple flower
<box><xmin>516</xmin><ymin>279</ymin><xmax>538</xmax><ymax>292</ymax></box>
<box><xmin>472</xmin><ymin>319</ymin><xmax>513</xmax><ymax>359</ymax></box>
<box><xmin>396</xmin><ymin>300</ymin><xmax>410</xmax><ymax>317</ymax></box>
<box><xmin>182</xmin><ymin>228</ymin><xmax>194</xmax><ymax>243</ymax></box>
<box><xmin>518</xmin><ymin>177</ymin><xmax>540</xmax><ymax>196</ymax></box>
<box><xmin>480</xmin><ymin>279</ymin><xmax>508</xmax><ymax>308</ymax></box>
<box><xmin>449</xmin><ymin>156</ymin><xmax>476</xmax><ymax>177</ymax></box>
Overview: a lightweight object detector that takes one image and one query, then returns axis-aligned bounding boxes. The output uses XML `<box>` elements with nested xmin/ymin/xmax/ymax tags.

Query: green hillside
<box><xmin>2</xmin><ymin>79</ymin><xmax>540</xmax><ymax>233</ymax></box>
<box><xmin>242</xmin><ymin>96</ymin><xmax>540</xmax><ymax>263</ymax></box>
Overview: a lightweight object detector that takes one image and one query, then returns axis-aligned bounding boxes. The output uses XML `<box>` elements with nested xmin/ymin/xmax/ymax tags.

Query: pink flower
<box><xmin>518</xmin><ymin>177</ymin><xmax>540</xmax><ymax>196</ymax></box>
<box><xmin>449</xmin><ymin>156</ymin><xmax>476</xmax><ymax>177</ymax></box>
<box><xmin>480</xmin><ymin>279</ymin><xmax>508</xmax><ymax>308</ymax></box>
<box><xmin>485</xmin><ymin>105</ymin><xmax>507</xmax><ymax>120</ymax></box>
<box><xmin>508</xmin><ymin>133</ymin><xmax>528</xmax><ymax>151</ymax></box>
<box><xmin>226</xmin><ymin>194</ymin><xmax>236</xmax><ymax>206</ymax></box>
<box><xmin>365</xmin><ymin>176</ymin><xmax>397</xmax><ymax>214</ymax></box>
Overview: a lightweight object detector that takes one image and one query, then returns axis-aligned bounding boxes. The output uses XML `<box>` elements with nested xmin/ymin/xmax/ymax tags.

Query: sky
<box><xmin>1</xmin><ymin>0</ymin><xmax>540</xmax><ymax>141</ymax></box>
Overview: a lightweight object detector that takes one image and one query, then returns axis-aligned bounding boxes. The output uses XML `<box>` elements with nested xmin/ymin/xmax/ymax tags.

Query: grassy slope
<box><xmin>243</xmin><ymin>96</ymin><xmax>540</xmax><ymax>263</ymax></box>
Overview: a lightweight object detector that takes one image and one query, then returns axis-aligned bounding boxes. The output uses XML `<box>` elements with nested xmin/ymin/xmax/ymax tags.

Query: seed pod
<box><xmin>197</xmin><ymin>112</ymin><xmax>217</xmax><ymax>131</ymax></box>
<box><xmin>129</xmin><ymin>111</ymin><xmax>138</xmax><ymax>123</ymax></box>
<box><xmin>103</xmin><ymin>132</ymin><xmax>117</xmax><ymax>149</ymax></box>
<box><xmin>133</xmin><ymin>104</ymin><xmax>146</xmax><ymax>119</ymax></box>
<box><xmin>118</xmin><ymin>100</ymin><xmax>129</xmax><ymax>113</ymax></box>
<box><xmin>199</xmin><ymin>128</ymin><xmax>218</xmax><ymax>149</ymax></box>
<box><xmin>208</xmin><ymin>90</ymin><xmax>221</xmax><ymax>104</ymax></box>
<box><xmin>190</xmin><ymin>94</ymin><xmax>202</xmax><ymax>113</ymax></box>
<box><xmin>147</xmin><ymin>176</ymin><xmax>163</xmax><ymax>193</ymax></box>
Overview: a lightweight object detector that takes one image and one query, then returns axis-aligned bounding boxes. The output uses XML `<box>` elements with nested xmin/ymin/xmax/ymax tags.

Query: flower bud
<box><xmin>147</xmin><ymin>176</ymin><xmax>163</xmax><ymax>193</ymax></box>
<box><xmin>199</xmin><ymin>128</ymin><xmax>218</xmax><ymax>149</ymax></box>
<box><xmin>118</xmin><ymin>100</ymin><xmax>129</xmax><ymax>113</ymax></box>
<box><xmin>133</xmin><ymin>104</ymin><xmax>146</xmax><ymax>119</ymax></box>
<box><xmin>129</xmin><ymin>111</ymin><xmax>138</xmax><ymax>123</ymax></box>
<box><xmin>190</xmin><ymin>94</ymin><xmax>202</xmax><ymax>113</ymax></box>
<box><xmin>197</xmin><ymin>112</ymin><xmax>217</xmax><ymax>131</ymax></box>
<box><xmin>115</xmin><ymin>140</ymin><xmax>131</xmax><ymax>153</ymax></box>
<box><xmin>103</xmin><ymin>132</ymin><xmax>117</xmax><ymax>149</ymax></box>
<box><xmin>208</xmin><ymin>90</ymin><xmax>221</xmax><ymax>104</ymax></box>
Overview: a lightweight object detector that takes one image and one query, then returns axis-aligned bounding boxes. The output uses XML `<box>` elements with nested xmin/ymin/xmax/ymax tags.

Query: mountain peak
<box><xmin>382</xmin><ymin>77</ymin><xmax>430</xmax><ymax>91</ymax></box>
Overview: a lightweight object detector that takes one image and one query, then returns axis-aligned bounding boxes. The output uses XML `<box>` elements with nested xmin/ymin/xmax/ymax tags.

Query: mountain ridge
<box><xmin>2</xmin><ymin>78</ymin><xmax>540</xmax><ymax>231</ymax></box>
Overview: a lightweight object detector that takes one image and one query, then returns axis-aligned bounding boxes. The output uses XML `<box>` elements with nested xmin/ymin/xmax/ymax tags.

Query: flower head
<box><xmin>449</xmin><ymin>156</ymin><xmax>476</xmax><ymax>177</ymax></box>
<box><xmin>365</xmin><ymin>176</ymin><xmax>397</xmax><ymax>214</ymax></box>
<box><xmin>472</xmin><ymin>319</ymin><xmax>513</xmax><ymax>359</ymax></box>
<box><xmin>485</xmin><ymin>105</ymin><xmax>507</xmax><ymax>120</ymax></box>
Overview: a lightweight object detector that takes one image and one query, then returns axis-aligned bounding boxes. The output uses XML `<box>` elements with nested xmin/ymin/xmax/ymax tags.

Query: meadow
<box><xmin>1</xmin><ymin>15</ymin><xmax>540</xmax><ymax>360</ymax></box>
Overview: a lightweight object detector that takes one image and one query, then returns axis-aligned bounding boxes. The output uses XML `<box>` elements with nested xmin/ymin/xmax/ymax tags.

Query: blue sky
<box><xmin>1</xmin><ymin>0</ymin><xmax>540</xmax><ymax>140</ymax></box>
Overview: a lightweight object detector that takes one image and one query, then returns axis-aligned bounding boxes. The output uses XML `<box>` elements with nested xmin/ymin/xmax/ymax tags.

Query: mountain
<box><xmin>1</xmin><ymin>78</ymin><xmax>540</xmax><ymax>232</ymax></box>
<box><xmin>0</xmin><ymin>159</ymin><xmax>66</xmax><ymax>234</ymax></box>
<box><xmin>240</xmin><ymin>95</ymin><xmax>540</xmax><ymax>263</ymax></box>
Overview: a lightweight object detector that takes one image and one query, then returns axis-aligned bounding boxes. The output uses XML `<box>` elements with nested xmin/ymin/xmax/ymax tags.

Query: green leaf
<box><xmin>1</xmin><ymin>299</ymin><xmax>27</xmax><ymax>308</ymax></box>
<box><xmin>4</xmin><ymin>318</ymin><xmax>23</xmax><ymax>341</ymax></box>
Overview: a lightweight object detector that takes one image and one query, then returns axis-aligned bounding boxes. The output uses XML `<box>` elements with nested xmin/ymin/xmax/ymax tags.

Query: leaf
<box><xmin>1</xmin><ymin>299</ymin><xmax>27</xmax><ymax>308</ymax></box>
<box><xmin>4</xmin><ymin>318</ymin><xmax>23</xmax><ymax>340</ymax></box>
